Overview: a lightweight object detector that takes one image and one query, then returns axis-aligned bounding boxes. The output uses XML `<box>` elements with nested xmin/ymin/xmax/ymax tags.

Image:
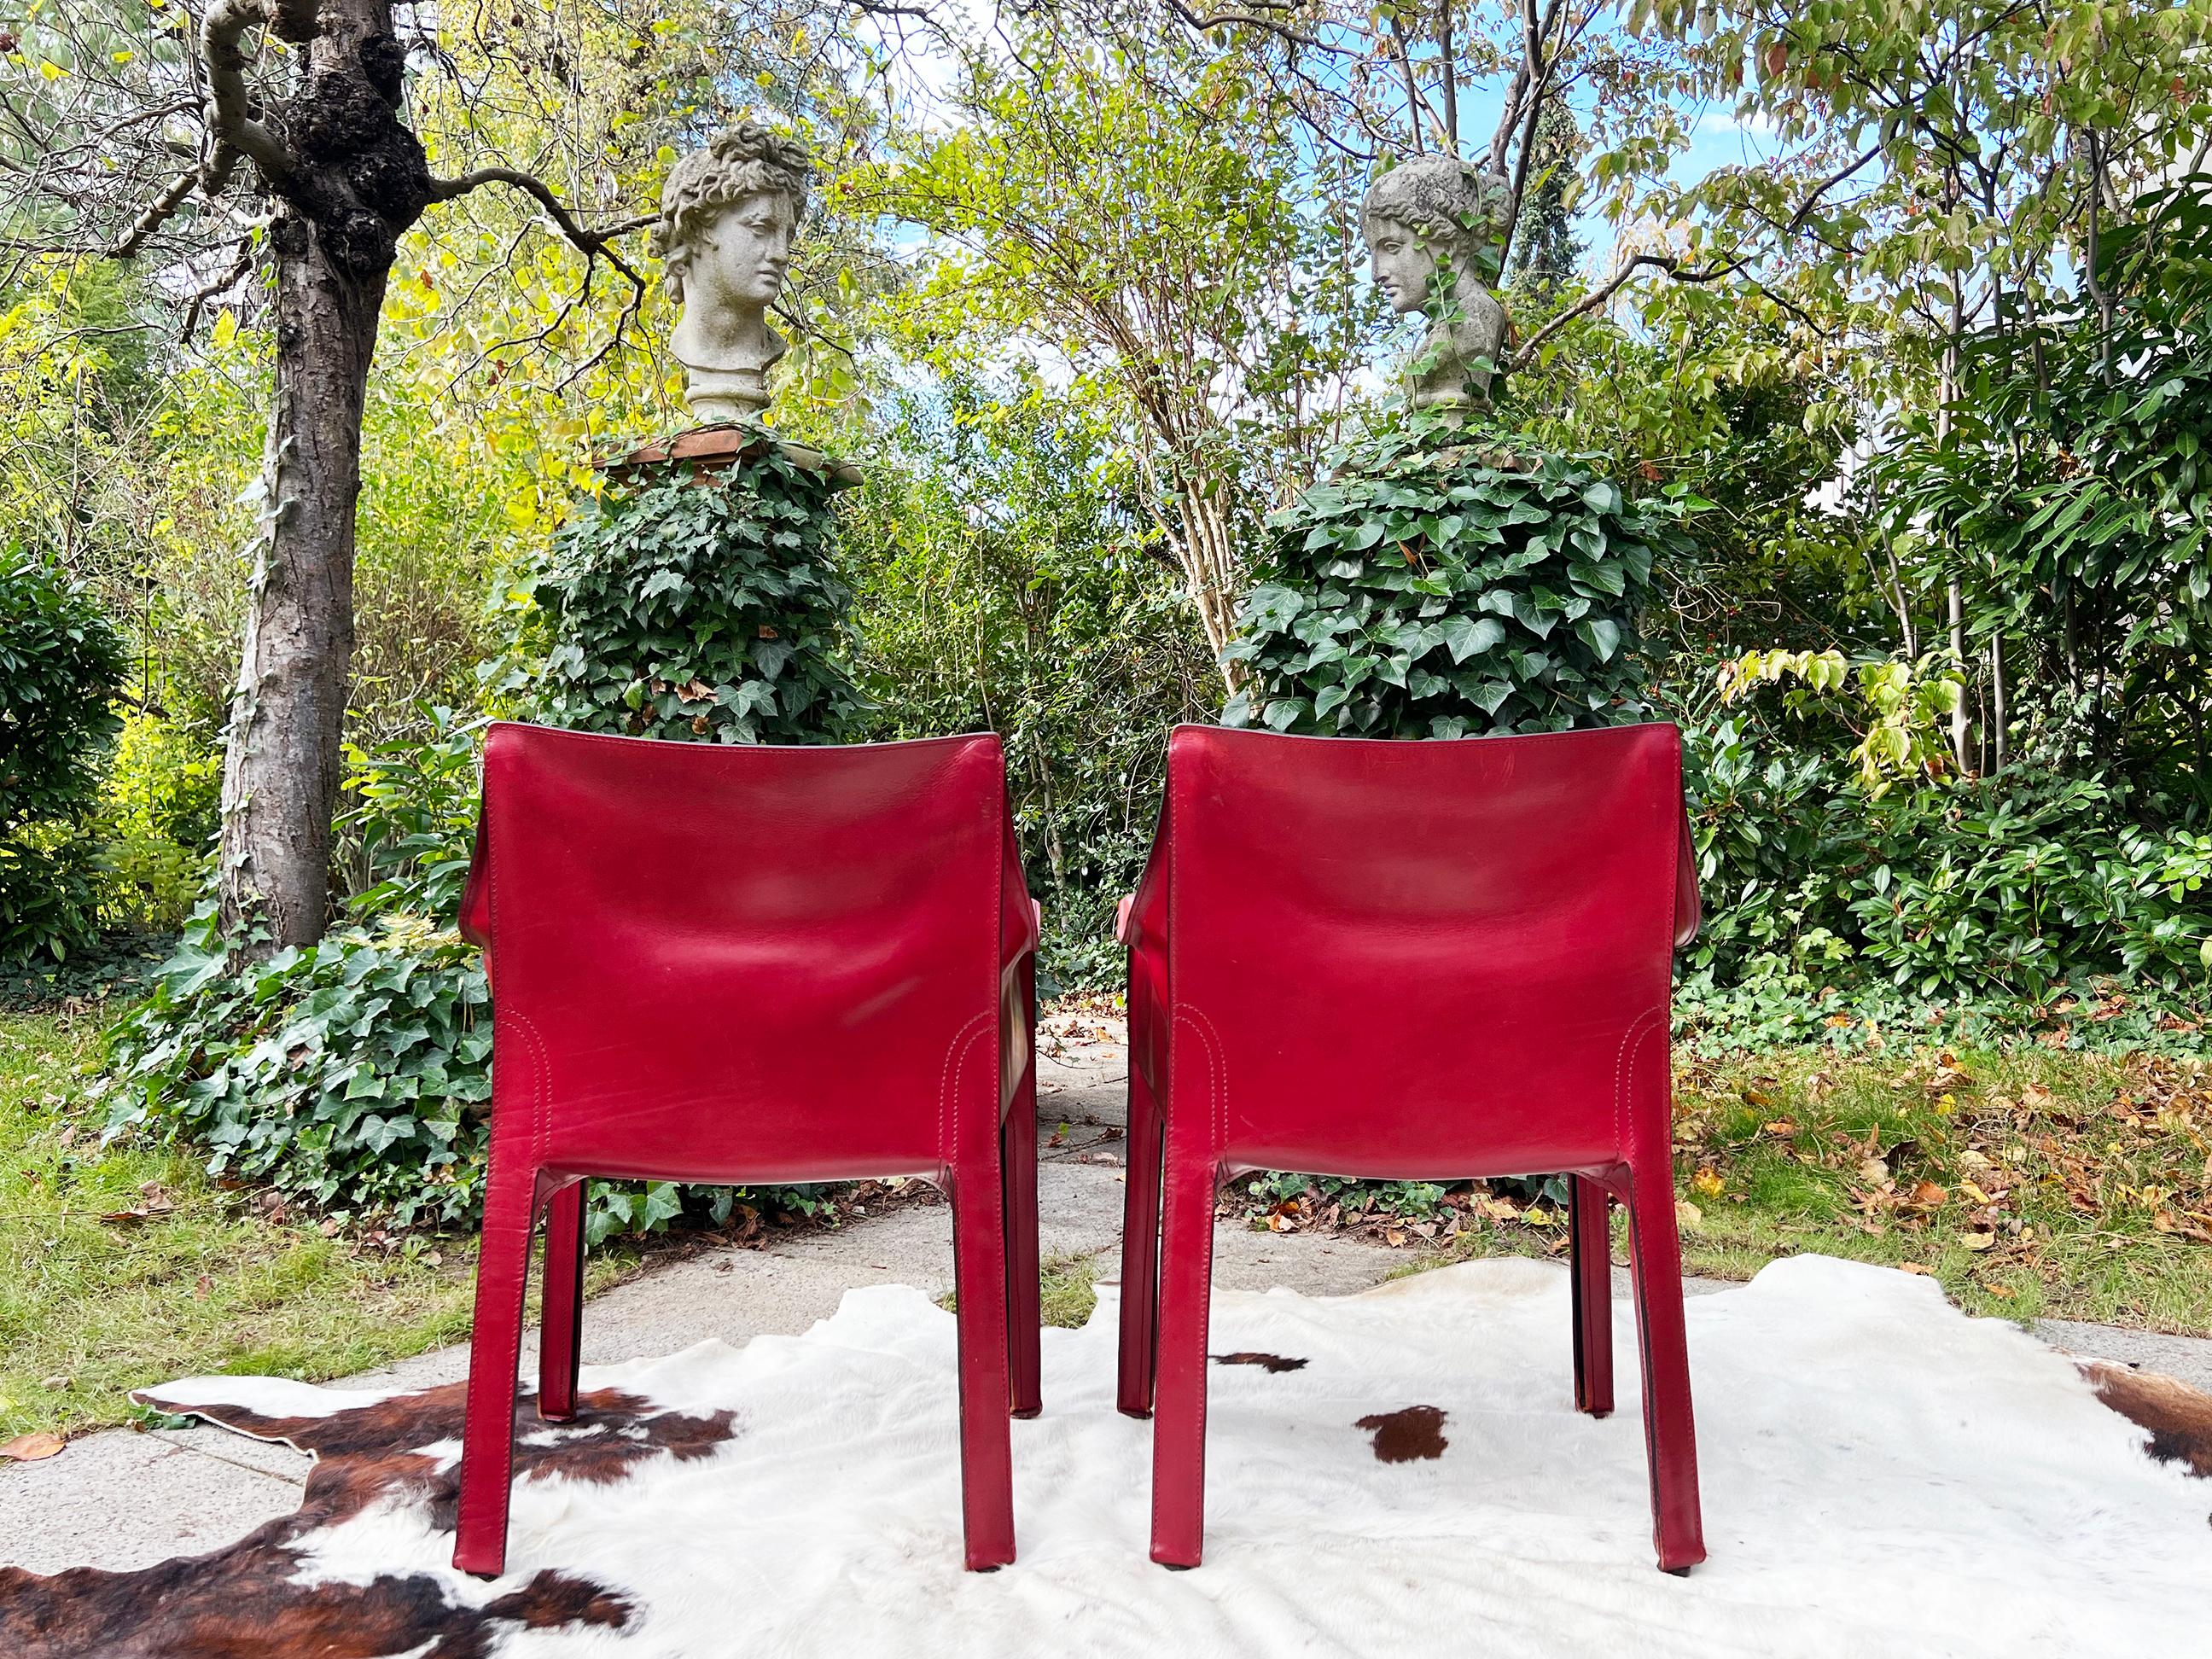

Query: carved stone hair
<box><xmin>1359</xmin><ymin>157</ymin><xmax>1516</xmax><ymax>266</ymax></box>
<box><xmin>654</xmin><ymin>122</ymin><xmax>813</xmax><ymax>302</ymax></box>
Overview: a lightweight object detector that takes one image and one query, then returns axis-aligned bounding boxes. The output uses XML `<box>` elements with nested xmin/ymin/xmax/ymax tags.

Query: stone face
<box><xmin>654</xmin><ymin>122</ymin><xmax>812</xmax><ymax>423</ymax></box>
<box><xmin>1360</xmin><ymin>158</ymin><xmax>1516</xmax><ymax>410</ymax></box>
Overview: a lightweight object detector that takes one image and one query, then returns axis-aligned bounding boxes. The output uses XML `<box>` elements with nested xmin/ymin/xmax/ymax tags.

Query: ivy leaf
<box><xmin>1575</xmin><ymin>617</ymin><xmax>1622</xmax><ymax>661</ymax></box>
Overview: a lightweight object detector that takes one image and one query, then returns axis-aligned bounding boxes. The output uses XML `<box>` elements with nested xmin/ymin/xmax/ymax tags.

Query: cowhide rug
<box><xmin>3</xmin><ymin>1254</ymin><xmax>2207</xmax><ymax>1658</ymax></box>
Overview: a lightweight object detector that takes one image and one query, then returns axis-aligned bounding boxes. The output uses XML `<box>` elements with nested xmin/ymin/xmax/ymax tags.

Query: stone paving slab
<box><xmin>4</xmin><ymin>1011</ymin><xmax>2205</xmax><ymax>1577</ymax></box>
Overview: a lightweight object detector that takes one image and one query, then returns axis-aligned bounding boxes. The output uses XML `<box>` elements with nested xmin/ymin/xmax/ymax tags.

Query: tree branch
<box><xmin>202</xmin><ymin>0</ymin><xmax>296</xmax><ymax>192</ymax></box>
<box><xmin>179</xmin><ymin>238</ymin><xmax>259</xmax><ymax>341</ymax></box>
<box><xmin>426</xmin><ymin>166</ymin><xmax>654</xmax><ymax>291</ymax></box>
<box><xmin>110</xmin><ymin>167</ymin><xmax>203</xmax><ymax>259</ymax></box>
<box><xmin>1507</xmin><ymin>251</ymin><xmax>1743</xmax><ymax>370</ymax></box>
<box><xmin>1163</xmin><ymin>0</ymin><xmax>1326</xmax><ymax>53</ymax></box>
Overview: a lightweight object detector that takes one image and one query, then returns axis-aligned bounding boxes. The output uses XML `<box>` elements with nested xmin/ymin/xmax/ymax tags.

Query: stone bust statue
<box><xmin>654</xmin><ymin>123</ymin><xmax>812</xmax><ymax>424</ymax></box>
<box><xmin>1361</xmin><ymin>159</ymin><xmax>1516</xmax><ymax>411</ymax></box>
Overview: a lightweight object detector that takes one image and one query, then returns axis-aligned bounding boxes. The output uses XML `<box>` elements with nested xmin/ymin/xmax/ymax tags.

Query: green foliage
<box><xmin>1868</xmin><ymin>176</ymin><xmax>2212</xmax><ymax>814</ymax></box>
<box><xmin>96</xmin><ymin>710</ymin><xmax>222</xmax><ymax>933</ymax></box>
<box><xmin>1717</xmin><ymin>647</ymin><xmax>1963</xmax><ymax>794</ymax></box>
<box><xmin>103</xmin><ymin>905</ymin><xmax>495</xmax><ymax>1226</ymax></box>
<box><xmin>0</xmin><ymin>550</ymin><xmax>126</xmax><ymax>963</ymax></box>
<box><xmin>523</xmin><ymin>448</ymin><xmax>863</xmax><ymax>744</ymax></box>
<box><xmin>843</xmin><ymin>379</ymin><xmax>1211</xmax><ymax>992</ymax></box>
<box><xmin>1680</xmin><ymin>708</ymin><xmax>2212</xmax><ymax>1019</ymax></box>
<box><xmin>0</xmin><ymin>549</ymin><xmax>125</xmax><ymax>823</ymax></box>
<box><xmin>1222</xmin><ymin>414</ymin><xmax>1690</xmax><ymax>737</ymax></box>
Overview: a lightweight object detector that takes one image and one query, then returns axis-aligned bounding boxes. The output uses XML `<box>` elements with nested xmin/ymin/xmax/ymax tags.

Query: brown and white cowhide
<box><xmin>3</xmin><ymin>1255</ymin><xmax>2207</xmax><ymax>1658</ymax></box>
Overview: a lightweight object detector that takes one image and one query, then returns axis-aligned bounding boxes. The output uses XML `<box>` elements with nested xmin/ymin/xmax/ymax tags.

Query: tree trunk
<box><xmin>214</xmin><ymin>0</ymin><xmax>425</xmax><ymax>951</ymax></box>
<box><xmin>218</xmin><ymin>221</ymin><xmax>384</xmax><ymax>947</ymax></box>
<box><xmin>1178</xmin><ymin>482</ymin><xmax>1248</xmax><ymax>692</ymax></box>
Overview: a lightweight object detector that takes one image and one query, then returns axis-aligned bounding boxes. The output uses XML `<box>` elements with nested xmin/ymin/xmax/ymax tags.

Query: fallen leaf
<box><xmin>1907</xmin><ymin>1180</ymin><xmax>1947</xmax><ymax>1208</ymax></box>
<box><xmin>1385</xmin><ymin>1227</ymin><xmax>1407</xmax><ymax>1247</ymax></box>
<box><xmin>1959</xmin><ymin>1230</ymin><xmax>1997</xmax><ymax>1252</ymax></box>
<box><xmin>193</xmin><ymin>1273</ymin><xmax>212</xmax><ymax>1301</ymax></box>
<box><xmin>1761</xmin><ymin>1118</ymin><xmax>1797</xmax><ymax>1137</ymax></box>
<box><xmin>1984</xmin><ymin>1283</ymin><xmax>2016</xmax><ymax>1300</ymax></box>
<box><xmin>1</xmin><ymin>1432</ymin><xmax>64</xmax><ymax>1462</ymax></box>
<box><xmin>1897</xmin><ymin>1262</ymin><xmax>1933</xmax><ymax>1276</ymax></box>
<box><xmin>1959</xmin><ymin>1179</ymin><xmax>1992</xmax><ymax>1206</ymax></box>
<box><xmin>1674</xmin><ymin>1199</ymin><xmax>1703</xmax><ymax>1231</ymax></box>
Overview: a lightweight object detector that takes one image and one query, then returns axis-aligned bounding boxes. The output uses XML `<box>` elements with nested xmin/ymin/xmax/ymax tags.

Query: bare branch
<box><xmin>426</xmin><ymin>166</ymin><xmax>654</xmax><ymax>292</ymax></box>
<box><xmin>110</xmin><ymin>167</ymin><xmax>203</xmax><ymax>260</ymax></box>
<box><xmin>1163</xmin><ymin>1</ymin><xmax>1326</xmax><ymax>53</ymax></box>
<box><xmin>1507</xmin><ymin>251</ymin><xmax>1743</xmax><ymax>369</ymax></box>
<box><xmin>179</xmin><ymin>239</ymin><xmax>260</xmax><ymax>341</ymax></box>
<box><xmin>202</xmin><ymin>0</ymin><xmax>296</xmax><ymax>190</ymax></box>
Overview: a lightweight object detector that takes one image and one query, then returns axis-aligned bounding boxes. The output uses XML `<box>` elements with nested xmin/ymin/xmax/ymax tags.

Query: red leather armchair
<box><xmin>1115</xmin><ymin>722</ymin><xmax>1705</xmax><ymax>1573</ymax></box>
<box><xmin>451</xmin><ymin>724</ymin><xmax>1041</xmax><ymax>1577</ymax></box>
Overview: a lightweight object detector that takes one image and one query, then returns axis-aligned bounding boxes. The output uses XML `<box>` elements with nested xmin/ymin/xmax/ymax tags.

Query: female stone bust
<box><xmin>655</xmin><ymin>123</ymin><xmax>812</xmax><ymax>423</ymax></box>
<box><xmin>1361</xmin><ymin>159</ymin><xmax>1516</xmax><ymax>410</ymax></box>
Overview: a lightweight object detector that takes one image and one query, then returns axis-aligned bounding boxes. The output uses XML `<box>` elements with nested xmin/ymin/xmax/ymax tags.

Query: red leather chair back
<box><xmin>1156</xmin><ymin>721</ymin><xmax>1691</xmax><ymax>1179</ymax></box>
<box><xmin>462</xmin><ymin>723</ymin><xmax>1023</xmax><ymax>1185</ymax></box>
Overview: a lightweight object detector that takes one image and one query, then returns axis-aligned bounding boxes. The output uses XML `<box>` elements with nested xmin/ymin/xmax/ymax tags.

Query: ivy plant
<box><xmin>1222</xmin><ymin>414</ymin><xmax>1695</xmax><ymax>737</ymax></box>
<box><xmin>528</xmin><ymin>445</ymin><xmax>864</xmax><ymax>743</ymax></box>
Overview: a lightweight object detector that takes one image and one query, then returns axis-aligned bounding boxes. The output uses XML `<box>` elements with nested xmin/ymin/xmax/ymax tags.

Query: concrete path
<box><xmin>3</xmin><ymin>1010</ymin><xmax>2206</xmax><ymax>1575</ymax></box>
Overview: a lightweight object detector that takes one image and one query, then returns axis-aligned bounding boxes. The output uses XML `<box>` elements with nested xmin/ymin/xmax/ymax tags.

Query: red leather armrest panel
<box><xmin>1674</xmin><ymin>806</ymin><xmax>1702</xmax><ymax>951</ymax></box>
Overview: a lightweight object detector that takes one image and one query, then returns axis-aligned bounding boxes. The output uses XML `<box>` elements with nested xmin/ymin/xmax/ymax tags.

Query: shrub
<box><xmin>524</xmin><ymin>447</ymin><xmax>864</xmax><ymax>743</ymax></box>
<box><xmin>840</xmin><ymin>381</ymin><xmax>1214</xmax><ymax>994</ymax></box>
<box><xmin>1221</xmin><ymin>413</ymin><xmax>1691</xmax><ymax>736</ymax></box>
<box><xmin>111</xmin><ymin>440</ymin><xmax>872</xmax><ymax>1240</ymax></box>
<box><xmin>1677</xmin><ymin>705</ymin><xmax>2212</xmax><ymax>1040</ymax></box>
<box><xmin>97</xmin><ymin>710</ymin><xmax>223</xmax><ymax>934</ymax></box>
<box><xmin>0</xmin><ymin>550</ymin><xmax>126</xmax><ymax>963</ymax></box>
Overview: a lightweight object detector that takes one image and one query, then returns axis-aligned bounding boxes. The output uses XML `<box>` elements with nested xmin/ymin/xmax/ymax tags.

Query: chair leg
<box><xmin>538</xmin><ymin>1179</ymin><xmax>586</xmax><ymax>1423</ymax></box>
<box><xmin>1623</xmin><ymin>1152</ymin><xmax>1707</xmax><ymax>1574</ymax></box>
<box><xmin>453</xmin><ymin>1157</ymin><xmax>544</xmax><ymax>1578</ymax></box>
<box><xmin>1115</xmin><ymin>1014</ymin><xmax>1166</xmax><ymax>1419</ymax></box>
<box><xmin>1569</xmin><ymin>1173</ymin><xmax>1614</xmax><ymax>1417</ymax></box>
<box><xmin>951</xmin><ymin>1167</ymin><xmax>1017</xmax><ymax>1569</ymax></box>
<box><xmin>1003</xmin><ymin>990</ymin><xmax>1043</xmax><ymax>1418</ymax></box>
<box><xmin>1148</xmin><ymin>1154</ymin><xmax>1219</xmax><ymax>1569</ymax></box>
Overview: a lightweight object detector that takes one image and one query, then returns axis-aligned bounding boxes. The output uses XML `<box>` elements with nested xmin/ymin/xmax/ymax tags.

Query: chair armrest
<box><xmin>1674</xmin><ymin>806</ymin><xmax>1702</xmax><ymax>951</ymax></box>
<box><xmin>458</xmin><ymin>806</ymin><xmax>492</xmax><ymax>954</ymax></box>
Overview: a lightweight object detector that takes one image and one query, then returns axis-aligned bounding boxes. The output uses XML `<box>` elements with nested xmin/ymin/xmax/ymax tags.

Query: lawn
<box><xmin>9</xmin><ymin>992</ymin><xmax>2207</xmax><ymax>1453</ymax></box>
<box><xmin>1665</xmin><ymin>1042</ymin><xmax>2212</xmax><ymax>1332</ymax></box>
<box><xmin>1249</xmin><ymin>1041</ymin><xmax>2212</xmax><ymax>1336</ymax></box>
<box><xmin>0</xmin><ymin>1005</ymin><xmax>632</xmax><ymax>1443</ymax></box>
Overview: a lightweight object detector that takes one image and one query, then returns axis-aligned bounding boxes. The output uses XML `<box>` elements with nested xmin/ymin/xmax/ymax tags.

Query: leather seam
<box><xmin>1612</xmin><ymin>1006</ymin><xmax>1662</xmax><ymax>1160</ymax></box>
<box><xmin>939</xmin><ymin>1014</ymin><xmax>992</xmax><ymax>1172</ymax></box>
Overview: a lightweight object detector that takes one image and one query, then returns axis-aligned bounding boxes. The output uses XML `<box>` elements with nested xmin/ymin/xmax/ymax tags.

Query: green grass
<box><xmin>1419</xmin><ymin>1044</ymin><xmax>2212</xmax><ymax>1335</ymax></box>
<box><xmin>939</xmin><ymin>1251</ymin><xmax>1103</xmax><ymax>1328</ymax></box>
<box><xmin>0</xmin><ymin>1006</ymin><xmax>633</xmax><ymax>1442</ymax></box>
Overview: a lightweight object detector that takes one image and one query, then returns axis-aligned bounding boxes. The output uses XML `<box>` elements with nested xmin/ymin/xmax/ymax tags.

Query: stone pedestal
<box><xmin>596</xmin><ymin>422</ymin><xmax>862</xmax><ymax>492</ymax></box>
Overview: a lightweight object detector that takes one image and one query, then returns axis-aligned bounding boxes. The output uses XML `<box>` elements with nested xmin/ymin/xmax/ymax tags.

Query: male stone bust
<box><xmin>1361</xmin><ymin>159</ymin><xmax>1516</xmax><ymax>411</ymax></box>
<box><xmin>655</xmin><ymin>123</ymin><xmax>812</xmax><ymax>424</ymax></box>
